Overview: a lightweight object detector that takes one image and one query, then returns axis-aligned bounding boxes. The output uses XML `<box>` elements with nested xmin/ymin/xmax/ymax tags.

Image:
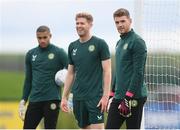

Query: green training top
<box><xmin>22</xmin><ymin>44</ymin><xmax>68</xmax><ymax>102</ymax></box>
<box><xmin>68</xmin><ymin>36</ymin><xmax>110</xmax><ymax>100</ymax></box>
<box><xmin>115</xmin><ymin>29</ymin><xmax>148</xmax><ymax>99</ymax></box>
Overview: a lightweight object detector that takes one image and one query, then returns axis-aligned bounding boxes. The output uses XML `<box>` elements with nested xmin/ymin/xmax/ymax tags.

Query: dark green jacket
<box><xmin>22</xmin><ymin>44</ymin><xmax>68</xmax><ymax>102</ymax></box>
<box><xmin>115</xmin><ymin>29</ymin><xmax>148</xmax><ymax>99</ymax></box>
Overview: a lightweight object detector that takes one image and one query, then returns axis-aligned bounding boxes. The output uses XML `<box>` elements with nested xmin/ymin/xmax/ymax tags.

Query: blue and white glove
<box><xmin>68</xmin><ymin>93</ymin><xmax>73</xmax><ymax>112</ymax></box>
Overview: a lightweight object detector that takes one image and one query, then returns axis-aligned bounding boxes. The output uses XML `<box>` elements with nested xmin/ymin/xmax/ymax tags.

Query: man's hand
<box><xmin>19</xmin><ymin>99</ymin><xmax>26</xmax><ymax>121</ymax></box>
<box><xmin>118</xmin><ymin>96</ymin><xmax>132</xmax><ymax>117</ymax></box>
<box><xmin>60</xmin><ymin>98</ymin><xmax>69</xmax><ymax>113</ymax></box>
<box><xmin>97</xmin><ymin>95</ymin><xmax>109</xmax><ymax>113</ymax></box>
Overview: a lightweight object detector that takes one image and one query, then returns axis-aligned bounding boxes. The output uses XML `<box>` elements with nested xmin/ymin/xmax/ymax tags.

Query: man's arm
<box><xmin>110</xmin><ymin>74</ymin><xmax>116</xmax><ymax>97</ymax></box>
<box><xmin>22</xmin><ymin>52</ymin><xmax>32</xmax><ymax>101</ymax></box>
<box><xmin>107</xmin><ymin>73</ymin><xmax>115</xmax><ymax>112</ymax></box>
<box><xmin>102</xmin><ymin>59</ymin><xmax>111</xmax><ymax>97</ymax></box>
<box><xmin>19</xmin><ymin>52</ymin><xmax>32</xmax><ymax>121</ymax></box>
<box><xmin>97</xmin><ymin>59</ymin><xmax>111</xmax><ymax>112</ymax></box>
<box><xmin>127</xmin><ymin>39</ymin><xmax>147</xmax><ymax>96</ymax></box>
<box><xmin>61</xmin><ymin>64</ymin><xmax>75</xmax><ymax>112</ymax></box>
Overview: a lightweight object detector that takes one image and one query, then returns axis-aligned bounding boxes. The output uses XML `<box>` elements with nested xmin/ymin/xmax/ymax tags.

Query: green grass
<box><xmin>57</xmin><ymin>112</ymin><xmax>79</xmax><ymax>129</ymax></box>
<box><xmin>57</xmin><ymin>112</ymin><xmax>125</xmax><ymax>129</ymax></box>
<box><xmin>0</xmin><ymin>70</ymin><xmax>126</xmax><ymax>129</ymax></box>
<box><xmin>0</xmin><ymin>71</ymin><xmax>24</xmax><ymax>101</ymax></box>
<box><xmin>0</xmin><ymin>71</ymin><xmax>78</xmax><ymax>128</ymax></box>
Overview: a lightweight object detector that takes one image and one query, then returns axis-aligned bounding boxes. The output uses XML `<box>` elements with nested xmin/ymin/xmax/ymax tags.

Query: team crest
<box><xmin>50</xmin><ymin>103</ymin><xmax>57</xmax><ymax>110</ymax></box>
<box><xmin>131</xmin><ymin>99</ymin><xmax>138</xmax><ymax>107</ymax></box>
<box><xmin>48</xmin><ymin>53</ymin><xmax>54</xmax><ymax>59</ymax></box>
<box><xmin>123</xmin><ymin>43</ymin><xmax>128</xmax><ymax>50</ymax></box>
<box><xmin>88</xmin><ymin>45</ymin><xmax>95</xmax><ymax>52</ymax></box>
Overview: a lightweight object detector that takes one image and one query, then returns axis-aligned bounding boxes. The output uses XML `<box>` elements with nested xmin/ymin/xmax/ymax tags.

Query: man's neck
<box><xmin>79</xmin><ymin>34</ymin><xmax>92</xmax><ymax>43</ymax></box>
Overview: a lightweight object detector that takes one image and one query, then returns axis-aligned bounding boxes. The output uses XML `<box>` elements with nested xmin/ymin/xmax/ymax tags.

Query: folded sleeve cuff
<box><xmin>109</xmin><ymin>91</ymin><xmax>115</xmax><ymax>97</ymax></box>
<box><xmin>125</xmin><ymin>91</ymin><xmax>134</xmax><ymax>98</ymax></box>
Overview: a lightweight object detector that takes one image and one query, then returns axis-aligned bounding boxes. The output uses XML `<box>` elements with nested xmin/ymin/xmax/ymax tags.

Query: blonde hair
<box><xmin>75</xmin><ymin>12</ymin><xmax>93</xmax><ymax>23</ymax></box>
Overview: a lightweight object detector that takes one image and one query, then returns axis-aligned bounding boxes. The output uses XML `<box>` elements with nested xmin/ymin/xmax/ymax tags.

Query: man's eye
<box><xmin>38</xmin><ymin>36</ymin><xmax>47</xmax><ymax>39</ymax></box>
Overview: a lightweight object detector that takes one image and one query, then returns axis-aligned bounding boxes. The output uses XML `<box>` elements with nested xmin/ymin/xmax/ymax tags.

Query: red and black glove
<box><xmin>118</xmin><ymin>91</ymin><xmax>134</xmax><ymax>117</ymax></box>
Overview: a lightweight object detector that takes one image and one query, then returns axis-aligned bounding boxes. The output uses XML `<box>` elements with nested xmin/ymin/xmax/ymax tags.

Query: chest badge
<box><xmin>72</xmin><ymin>48</ymin><xmax>77</xmax><ymax>56</ymax></box>
<box><xmin>32</xmin><ymin>55</ymin><xmax>37</xmax><ymax>61</ymax></box>
<box><xmin>123</xmin><ymin>43</ymin><xmax>128</xmax><ymax>50</ymax></box>
<box><xmin>88</xmin><ymin>45</ymin><xmax>95</xmax><ymax>52</ymax></box>
<box><xmin>48</xmin><ymin>53</ymin><xmax>54</xmax><ymax>60</ymax></box>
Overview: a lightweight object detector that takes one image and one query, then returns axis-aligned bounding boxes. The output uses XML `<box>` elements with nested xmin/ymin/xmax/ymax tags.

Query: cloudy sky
<box><xmin>0</xmin><ymin>0</ymin><xmax>180</xmax><ymax>53</ymax></box>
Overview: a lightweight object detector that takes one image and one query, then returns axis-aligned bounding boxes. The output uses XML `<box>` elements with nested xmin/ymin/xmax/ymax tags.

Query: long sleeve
<box><xmin>22</xmin><ymin>51</ymin><xmax>32</xmax><ymax>101</ymax></box>
<box><xmin>128</xmin><ymin>38</ymin><xmax>147</xmax><ymax>94</ymax></box>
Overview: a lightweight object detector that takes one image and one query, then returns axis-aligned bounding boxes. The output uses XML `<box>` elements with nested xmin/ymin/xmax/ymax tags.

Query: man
<box><xmin>61</xmin><ymin>12</ymin><xmax>111</xmax><ymax>129</ymax></box>
<box><xmin>19</xmin><ymin>25</ymin><xmax>68</xmax><ymax>129</ymax></box>
<box><xmin>106</xmin><ymin>8</ymin><xmax>148</xmax><ymax>129</ymax></box>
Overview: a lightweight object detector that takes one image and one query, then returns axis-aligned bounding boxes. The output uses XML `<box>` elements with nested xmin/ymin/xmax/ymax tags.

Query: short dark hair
<box><xmin>75</xmin><ymin>12</ymin><xmax>93</xmax><ymax>23</ymax></box>
<box><xmin>36</xmin><ymin>25</ymin><xmax>50</xmax><ymax>33</ymax></box>
<box><xmin>113</xmin><ymin>8</ymin><xmax>130</xmax><ymax>18</ymax></box>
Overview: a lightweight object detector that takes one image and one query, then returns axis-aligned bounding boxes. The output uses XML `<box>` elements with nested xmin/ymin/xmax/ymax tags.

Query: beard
<box><xmin>77</xmin><ymin>30</ymin><xmax>86</xmax><ymax>37</ymax></box>
<box><xmin>39</xmin><ymin>42</ymin><xmax>49</xmax><ymax>48</ymax></box>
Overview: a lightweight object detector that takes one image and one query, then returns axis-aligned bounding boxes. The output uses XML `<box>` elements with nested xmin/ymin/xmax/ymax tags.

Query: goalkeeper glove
<box><xmin>68</xmin><ymin>93</ymin><xmax>73</xmax><ymax>112</ymax></box>
<box><xmin>19</xmin><ymin>99</ymin><xmax>26</xmax><ymax>121</ymax></box>
<box><xmin>118</xmin><ymin>91</ymin><xmax>134</xmax><ymax>117</ymax></box>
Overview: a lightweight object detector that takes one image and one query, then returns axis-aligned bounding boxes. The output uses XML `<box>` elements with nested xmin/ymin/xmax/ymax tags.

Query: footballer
<box><xmin>19</xmin><ymin>25</ymin><xmax>68</xmax><ymax>129</ymax></box>
<box><xmin>106</xmin><ymin>8</ymin><xmax>147</xmax><ymax>129</ymax></box>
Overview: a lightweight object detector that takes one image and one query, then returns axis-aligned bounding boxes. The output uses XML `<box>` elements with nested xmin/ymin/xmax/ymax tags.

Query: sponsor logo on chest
<box><xmin>32</xmin><ymin>55</ymin><xmax>37</xmax><ymax>61</ymax></box>
<box><xmin>72</xmin><ymin>48</ymin><xmax>77</xmax><ymax>56</ymax></box>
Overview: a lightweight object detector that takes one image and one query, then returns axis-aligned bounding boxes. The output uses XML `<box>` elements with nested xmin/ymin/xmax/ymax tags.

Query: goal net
<box><xmin>137</xmin><ymin>0</ymin><xmax>180</xmax><ymax>128</ymax></box>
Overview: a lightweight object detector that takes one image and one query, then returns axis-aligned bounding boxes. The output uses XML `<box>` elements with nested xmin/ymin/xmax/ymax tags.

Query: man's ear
<box><xmin>129</xmin><ymin>18</ymin><xmax>132</xmax><ymax>24</ymax></box>
<box><xmin>90</xmin><ymin>22</ymin><xmax>93</xmax><ymax>28</ymax></box>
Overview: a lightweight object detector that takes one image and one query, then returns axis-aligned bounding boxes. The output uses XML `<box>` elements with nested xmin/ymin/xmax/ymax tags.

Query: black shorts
<box><xmin>106</xmin><ymin>97</ymin><xmax>147</xmax><ymax>129</ymax></box>
<box><xmin>24</xmin><ymin>100</ymin><xmax>60</xmax><ymax>129</ymax></box>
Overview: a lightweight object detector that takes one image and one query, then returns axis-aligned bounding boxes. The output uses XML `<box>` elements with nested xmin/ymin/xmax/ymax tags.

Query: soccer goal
<box><xmin>134</xmin><ymin>0</ymin><xmax>180</xmax><ymax>128</ymax></box>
